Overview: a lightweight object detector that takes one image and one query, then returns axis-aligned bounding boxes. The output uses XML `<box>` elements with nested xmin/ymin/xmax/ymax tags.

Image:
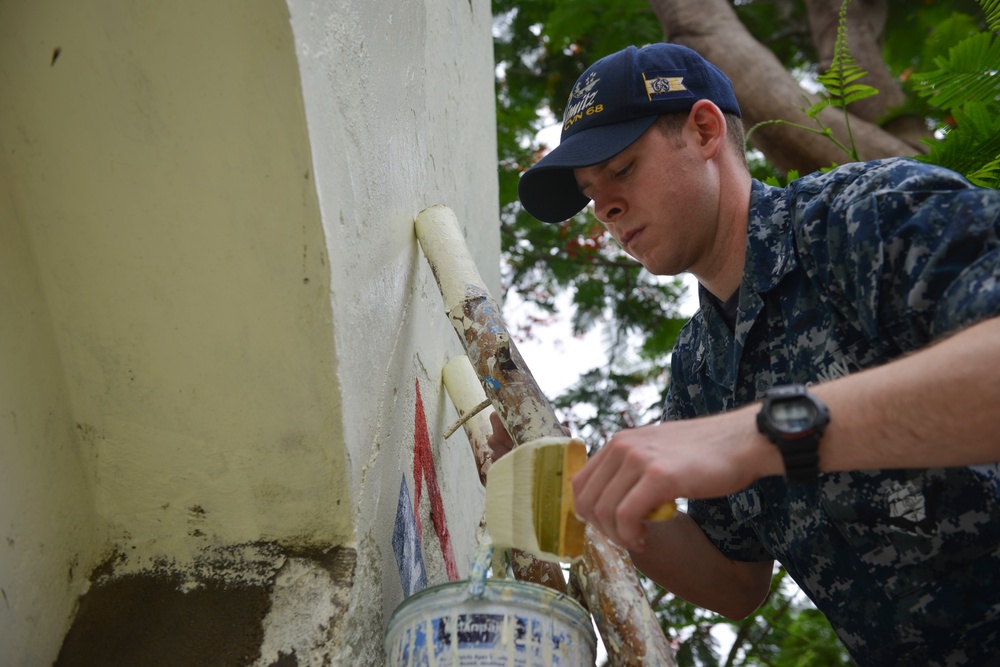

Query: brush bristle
<box><xmin>485</xmin><ymin>436</ymin><xmax>587</xmax><ymax>562</ymax></box>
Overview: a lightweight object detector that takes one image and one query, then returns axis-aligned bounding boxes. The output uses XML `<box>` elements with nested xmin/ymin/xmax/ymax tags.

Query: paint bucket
<box><xmin>385</xmin><ymin>578</ymin><xmax>596</xmax><ymax>666</ymax></box>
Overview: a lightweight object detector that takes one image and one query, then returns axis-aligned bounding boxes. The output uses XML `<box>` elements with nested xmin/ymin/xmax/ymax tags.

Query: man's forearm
<box><xmin>811</xmin><ymin>316</ymin><xmax>1000</xmax><ymax>473</ymax></box>
<box><xmin>570</xmin><ymin>318</ymin><xmax>1000</xmax><ymax>556</ymax></box>
<box><xmin>629</xmin><ymin>512</ymin><xmax>773</xmax><ymax>620</ymax></box>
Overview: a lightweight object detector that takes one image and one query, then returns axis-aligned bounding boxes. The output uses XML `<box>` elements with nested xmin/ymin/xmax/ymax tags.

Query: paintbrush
<box><xmin>485</xmin><ymin>436</ymin><xmax>677</xmax><ymax>562</ymax></box>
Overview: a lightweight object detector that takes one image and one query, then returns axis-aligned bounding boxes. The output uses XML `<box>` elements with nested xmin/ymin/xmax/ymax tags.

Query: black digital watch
<box><xmin>756</xmin><ymin>384</ymin><xmax>829</xmax><ymax>484</ymax></box>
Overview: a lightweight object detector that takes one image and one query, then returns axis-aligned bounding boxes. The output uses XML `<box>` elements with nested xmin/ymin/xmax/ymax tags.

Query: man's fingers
<box><xmin>570</xmin><ymin>432</ymin><xmax>612</xmax><ymax>501</ymax></box>
<box><xmin>617</xmin><ymin>475</ymin><xmax>675</xmax><ymax>547</ymax></box>
<box><xmin>487</xmin><ymin>412</ymin><xmax>514</xmax><ymax>460</ymax></box>
<box><xmin>572</xmin><ymin>435</ymin><xmax>630</xmax><ymax>528</ymax></box>
<box><xmin>572</xmin><ymin>429</ymin><xmax>671</xmax><ymax>549</ymax></box>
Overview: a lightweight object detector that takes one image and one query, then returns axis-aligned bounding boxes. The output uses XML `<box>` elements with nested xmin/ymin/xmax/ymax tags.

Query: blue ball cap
<box><xmin>517</xmin><ymin>43</ymin><xmax>741</xmax><ymax>223</ymax></box>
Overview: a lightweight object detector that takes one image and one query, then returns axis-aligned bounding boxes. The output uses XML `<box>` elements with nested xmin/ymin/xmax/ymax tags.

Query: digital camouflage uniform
<box><xmin>665</xmin><ymin>158</ymin><xmax>1000</xmax><ymax>666</ymax></box>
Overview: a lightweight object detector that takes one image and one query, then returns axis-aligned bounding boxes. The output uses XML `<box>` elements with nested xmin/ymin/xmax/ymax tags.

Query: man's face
<box><xmin>572</xmin><ymin>118</ymin><xmax>721</xmax><ymax>277</ymax></box>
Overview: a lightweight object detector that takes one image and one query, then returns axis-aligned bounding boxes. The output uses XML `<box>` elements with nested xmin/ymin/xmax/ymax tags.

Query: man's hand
<box><xmin>487</xmin><ymin>412</ymin><xmax>516</xmax><ymax>462</ymax></box>
<box><xmin>574</xmin><ymin>317</ymin><xmax>1000</xmax><ymax>551</ymax></box>
<box><xmin>487</xmin><ymin>405</ymin><xmax>778</xmax><ymax>617</ymax></box>
<box><xmin>571</xmin><ymin>407</ymin><xmax>780</xmax><ymax>550</ymax></box>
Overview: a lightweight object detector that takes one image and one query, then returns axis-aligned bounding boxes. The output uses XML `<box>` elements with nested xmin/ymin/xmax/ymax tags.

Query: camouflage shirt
<box><xmin>665</xmin><ymin>159</ymin><xmax>1000</xmax><ymax>666</ymax></box>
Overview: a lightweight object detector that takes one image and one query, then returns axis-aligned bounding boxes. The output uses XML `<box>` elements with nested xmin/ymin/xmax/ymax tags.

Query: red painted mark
<box><xmin>413</xmin><ymin>379</ymin><xmax>460</xmax><ymax>581</ymax></box>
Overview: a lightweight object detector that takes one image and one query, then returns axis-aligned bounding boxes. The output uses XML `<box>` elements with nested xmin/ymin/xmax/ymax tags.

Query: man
<box><xmin>494</xmin><ymin>42</ymin><xmax>1000</xmax><ymax>665</ymax></box>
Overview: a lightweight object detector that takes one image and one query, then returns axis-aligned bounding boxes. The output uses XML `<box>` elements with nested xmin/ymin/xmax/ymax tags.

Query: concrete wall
<box><xmin>0</xmin><ymin>0</ymin><xmax>497</xmax><ymax>664</ymax></box>
<box><xmin>287</xmin><ymin>0</ymin><xmax>498</xmax><ymax>661</ymax></box>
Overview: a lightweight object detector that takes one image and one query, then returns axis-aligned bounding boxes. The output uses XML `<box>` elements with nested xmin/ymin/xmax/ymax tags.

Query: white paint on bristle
<box><xmin>484</xmin><ymin>436</ymin><xmax>576</xmax><ymax>564</ymax></box>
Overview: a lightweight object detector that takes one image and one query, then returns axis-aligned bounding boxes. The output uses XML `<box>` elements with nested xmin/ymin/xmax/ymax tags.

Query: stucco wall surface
<box><xmin>3</xmin><ymin>0</ymin><xmax>499</xmax><ymax>664</ymax></box>
<box><xmin>0</xmin><ymin>148</ymin><xmax>99</xmax><ymax>667</ymax></box>
<box><xmin>286</xmin><ymin>0</ymin><xmax>499</xmax><ymax>662</ymax></box>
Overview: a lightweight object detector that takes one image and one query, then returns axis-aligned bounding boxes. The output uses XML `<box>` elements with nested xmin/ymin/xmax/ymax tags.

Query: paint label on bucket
<box><xmin>391</xmin><ymin>613</ymin><xmax>581</xmax><ymax>665</ymax></box>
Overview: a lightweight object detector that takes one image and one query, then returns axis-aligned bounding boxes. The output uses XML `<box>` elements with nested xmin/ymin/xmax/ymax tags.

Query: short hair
<box><xmin>654</xmin><ymin>112</ymin><xmax>748</xmax><ymax>170</ymax></box>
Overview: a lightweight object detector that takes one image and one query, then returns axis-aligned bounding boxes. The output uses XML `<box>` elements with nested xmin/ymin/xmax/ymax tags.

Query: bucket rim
<box><xmin>390</xmin><ymin>578</ymin><xmax>588</xmax><ymax>613</ymax></box>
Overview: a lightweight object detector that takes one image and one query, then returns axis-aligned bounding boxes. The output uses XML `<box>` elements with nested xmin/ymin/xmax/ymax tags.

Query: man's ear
<box><xmin>688</xmin><ymin>100</ymin><xmax>726</xmax><ymax>159</ymax></box>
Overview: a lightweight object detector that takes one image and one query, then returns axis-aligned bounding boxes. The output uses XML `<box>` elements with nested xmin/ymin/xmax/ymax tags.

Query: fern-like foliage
<box><xmin>982</xmin><ymin>0</ymin><xmax>1000</xmax><ymax>30</ymax></box>
<box><xmin>802</xmin><ymin>0</ymin><xmax>877</xmax><ymax>162</ymax></box>
<box><xmin>910</xmin><ymin>31</ymin><xmax>1000</xmax><ymax>111</ymax></box>
<box><xmin>911</xmin><ymin>0</ymin><xmax>1000</xmax><ymax>189</ymax></box>
<box><xmin>917</xmin><ymin>106</ymin><xmax>1000</xmax><ymax>188</ymax></box>
<box><xmin>969</xmin><ymin>159</ymin><xmax>1000</xmax><ymax>190</ymax></box>
<box><xmin>806</xmin><ymin>0</ymin><xmax>878</xmax><ymax>119</ymax></box>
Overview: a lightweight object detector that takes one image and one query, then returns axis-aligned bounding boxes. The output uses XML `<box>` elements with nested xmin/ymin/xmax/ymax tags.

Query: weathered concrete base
<box><xmin>55</xmin><ymin>544</ymin><xmax>357</xmax><ymax>667</ymax></box>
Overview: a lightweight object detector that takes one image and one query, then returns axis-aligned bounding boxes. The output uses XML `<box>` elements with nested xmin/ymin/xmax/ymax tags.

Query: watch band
<box><xmin>777</xmin><ymin>435</ymin><xmax>822</xmax><ymax>484</ymax></box>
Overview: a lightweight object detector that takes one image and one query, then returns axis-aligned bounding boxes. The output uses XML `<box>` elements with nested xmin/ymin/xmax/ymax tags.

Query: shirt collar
<box><xmin>687</xmin><ymin>179</ymin><xmax>799</xmax><ymax>390</ymax></box>
<box><xmin>743</xmin><ymin>178</ymin><xmax>798</xmax><ymax>294</ymax></box>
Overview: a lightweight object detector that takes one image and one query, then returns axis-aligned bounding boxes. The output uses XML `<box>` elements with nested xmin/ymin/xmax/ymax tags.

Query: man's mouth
<box><xmin>622</xmin><ymin>227</ymin><xmax>642</xmax><ymax>249</ymax></box>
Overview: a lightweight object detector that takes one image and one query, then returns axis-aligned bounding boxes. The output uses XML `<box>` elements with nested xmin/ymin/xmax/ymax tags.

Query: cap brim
<box><xmin>518</xmin><ymin>115</ymin><xmax>658</xmax><ymax>223</ymax></box>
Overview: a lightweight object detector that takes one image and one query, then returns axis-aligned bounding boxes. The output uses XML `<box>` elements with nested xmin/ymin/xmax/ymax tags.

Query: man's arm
<box><xmin>572</xmin><ymin>316</ymin><xmax>1000</xmax><ymax>549</ymax></box>
<box><xmin>486</xmin><ymin>412</ymin><xmax>774</xmax><ymax>620</ymax></box>
<box><xmin>630</xmin><ymin>512</ymin><xmax>773</xmax><ymax>620</ymax></box>
<box><xmin>487</xmin><ymin>413</ymin><xmax>774</xmax><ymax>620</ymax></box>
<box><xmin>813</xmin><ymin>315</ymin><xmax>1000</xmax><ymax>472</ymax></box>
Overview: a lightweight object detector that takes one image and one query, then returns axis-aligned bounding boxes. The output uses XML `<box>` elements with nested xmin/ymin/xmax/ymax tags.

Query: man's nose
<box><xmin>594</xmin><ymin>195</ymin><xmax>625</xmax><ymax>224</ymax></box>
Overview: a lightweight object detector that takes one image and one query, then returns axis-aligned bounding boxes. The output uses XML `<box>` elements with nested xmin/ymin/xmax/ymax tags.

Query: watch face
<box><xmin>771</xmin><ymin>399</ymin><xmax>817</xmax><ymax>433</ymax></box>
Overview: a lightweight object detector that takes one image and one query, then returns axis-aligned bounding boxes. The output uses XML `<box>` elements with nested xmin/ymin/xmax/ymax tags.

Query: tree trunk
<box><xmin>649</xmin><ymin>0</ymin><xmax>919</xmax><ymax>175</ymax></box>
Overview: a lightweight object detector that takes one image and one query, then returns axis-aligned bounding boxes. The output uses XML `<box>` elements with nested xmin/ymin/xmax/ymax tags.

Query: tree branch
<box><xmin>648</xmin><ymin>0</ymin><xmax>919</xmax><ymax>174</ymax></box>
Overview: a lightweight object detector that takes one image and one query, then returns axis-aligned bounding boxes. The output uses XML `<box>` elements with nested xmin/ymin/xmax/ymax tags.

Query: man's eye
<box><xmin>614</xmin><ymin>164</ymin><xmax>632</xmax><ymax>178</ymax></box>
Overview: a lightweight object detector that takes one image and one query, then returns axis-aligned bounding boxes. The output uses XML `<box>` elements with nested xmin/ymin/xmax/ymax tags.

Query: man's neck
<box><xmin>694</xmin><ymin>171</ymin><xmax>751</xmax><ymax>302</ymax></box>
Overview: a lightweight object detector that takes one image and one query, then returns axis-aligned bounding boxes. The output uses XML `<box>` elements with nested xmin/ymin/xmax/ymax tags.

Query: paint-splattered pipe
<box><xmin>415</xmin><ymin>205</ymin><xmax>676</xmax><ymax>667</ymax></box>
<box><xmin>441</xmin><ymin>356</ymin><xmax>499</xmax><ymax>489</ymax></box>
<box><xmin>442</xmin><ymin>355</ymin><xmax>559</xmax><ymax>591</ymax></box>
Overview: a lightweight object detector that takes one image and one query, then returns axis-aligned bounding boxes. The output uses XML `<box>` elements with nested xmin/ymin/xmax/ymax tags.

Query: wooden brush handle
<box><xmin>416</xmin><ymin>205</ymin><xmax>676</xmax><ymax>667</ymax></box>
<box><xmin>647</xmin><ymin>501</ymin><xmax>678</xmax><ymax>522</ymax></box>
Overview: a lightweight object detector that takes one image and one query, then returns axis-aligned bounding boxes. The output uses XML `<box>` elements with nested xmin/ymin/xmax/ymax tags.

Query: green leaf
<box><xmin>911</xmin><ymin>31</ymin><xmax>1000</xmax><ymax>111</ymax></box>
<box><xmin>982</xmin><ymin>0</ymin><xmax>1000</xmax><ymax>31</ymax></box>
<box><xmin>968</xmin><ymin>157</ymin><xmax>1000</xmax><ymax>189</ymax></box>
<box><xmin>916</xmin><ymin>103</ymin><xmax>1000</xmax><ymax>183</ymax></box>
<box><xmin>884</xmin><ymin>0</ymin><xmax>978</xmax><ymax>72</ymax></box>
<box><xmin>805</xmin><ymin>97</ymin><xmax>832</xmax><ymax>119</ymax></box>
<box><xmin>814</xmin><ymin>0</ymin><xmax>879</xmax><ymax>111</ymax></box>
<box><xmin>840</xmin><ymin>83</ymin><xmax>879</xmax><ymax>106</ymax></box>
<box><xmin>922</xmin><ymin>12</ymin><xmax>982</xmax><ymax>66</ymax></box>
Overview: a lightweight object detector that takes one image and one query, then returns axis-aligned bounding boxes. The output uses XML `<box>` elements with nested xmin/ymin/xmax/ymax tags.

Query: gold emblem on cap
<box><xmin>642</xmin><ymin>73</ymin><xmax>687</xmax><ymax>100</ymax></box>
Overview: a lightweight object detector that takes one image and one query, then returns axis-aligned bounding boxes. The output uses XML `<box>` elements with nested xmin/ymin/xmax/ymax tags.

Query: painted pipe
<box><xmin>442</xmin><ymin>355</ymin><xmax>548</xmax><ymax>589</ymax></box>
<box><xmin>415</xmin><ymin>204</ymin><xmax>676</xmax><ymax>667</ymax></box>
<box><xmin>441</xmin><ymin>356</ymin><xmax>497</xmax><ymax>487</ymax></box>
